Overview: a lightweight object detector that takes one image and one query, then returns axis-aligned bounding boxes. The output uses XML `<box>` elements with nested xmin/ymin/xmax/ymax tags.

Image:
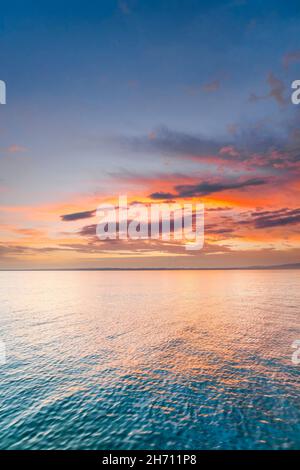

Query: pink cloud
<box><xmin>7</xmin><ymin>145</ymin><xmax>27</xmax><ymax>153</ymax></box>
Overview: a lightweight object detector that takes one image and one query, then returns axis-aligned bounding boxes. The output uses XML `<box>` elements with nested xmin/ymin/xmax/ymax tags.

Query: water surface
<box><xmin>0</xmin><ymin>270</ymin><xmax>299</xmax><ymax>449</ymax></box>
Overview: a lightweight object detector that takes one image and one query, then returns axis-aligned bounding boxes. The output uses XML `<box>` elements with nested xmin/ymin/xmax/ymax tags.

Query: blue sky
<box><xmin>1</xmin><ymin>0</ymin><xmax>300</xmax><ymax>267</ymax></box>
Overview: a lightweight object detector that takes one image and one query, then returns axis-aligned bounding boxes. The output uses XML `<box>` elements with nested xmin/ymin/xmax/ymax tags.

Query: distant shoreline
<box><xmin>1</xmin><ymin>263</ymin><xmax>300</xmax><ymax>272</ymax></box>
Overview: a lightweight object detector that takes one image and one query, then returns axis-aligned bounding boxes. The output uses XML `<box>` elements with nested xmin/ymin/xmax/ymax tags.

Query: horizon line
<box><xmin>1</xmin><ymin>263</ymin><xmax>300</xmax><ymax>272</ymax></box>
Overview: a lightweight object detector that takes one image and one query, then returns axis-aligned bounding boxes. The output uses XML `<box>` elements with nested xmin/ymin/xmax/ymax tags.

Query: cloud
<box><xmin>0</xmin><ymin>244</ymin><xmax>66</xmax><ymax>257</ymax></box>
<box><xmin>249</xmin><ymin>73</ymin><xmax>286</xmax><ymax>106</ymax></box>
<box><xmin>267</xmin><ymin>73</ymin><xmax>286</xmax><ymax>105</ymax></box>
<box><xmin>121</xmin><ymin>126</ymin><xmax>225</xmax><ymax>157</ymax></box>
<box><xmin>205</xmin><ymin>224</ymin><xmax>234</xmax><ymax>235</ymax></box>
<box><xmin>202</xmin><ymin>79</ymin><xmax>220</xmax><ymax>92</ymax></box>
<box><xmin>283</xmin><ymin>50</ymin><xmax>300</xmax><ymax>69</ymax></box>
<box><xmin>253</xmin><ymin>208</ymin><xmax>300</xmax><ymax>229</ymax></box>
<box><xmin>176</xmin><ymin>178</ymin><xmax>267</xmax><ymax>197</ymax></box>
<box><xmin>61</xmin><ymin>209</ymin><xmax>96</xmax><ymax>221</ymax></box>
<box><xmin>185</xmin><ymin>78</ymin><xmax>221</xmax><ymax>96</ymax></box>
<box><xmin>237</xmin><ymin>208</ymin><xmax>300</xmax><ymax>229</ymax></box>
<box><xmin>117</xmin><ymin>125</ymin><xmax>291</xmax><ymax>169</ymax></box>
<box><xmin>7</xmin><ymin>145</ymin><xmax>27</xmax><ymax>153</ymax></box>
<box><xmin>150</xmin><ymin>178</ymin><xmax>267</xmax><ymax>199</ymax></box>
<box><xmin>149</xmin><ymin>192</ymin><xmax>177</xmax><ymax>200</ymax></box>
<box><xmin>116</xmin><ymin>122</ymin><xmax>300</xmax><ymax>176</ymax></box>
<box><xmin>78</xmin><ymin>224</ymin><xmax>97</xmax><ymax>236</ymax></box>
<box><xmin>206</xmin><ymin>206</ymin><xmax>233</xmax><ymax>212</ymax></box>
<box><xmin>219</xmin><ymin>145</ymin><xmax>240</xmax><ymax>157</ymax></box>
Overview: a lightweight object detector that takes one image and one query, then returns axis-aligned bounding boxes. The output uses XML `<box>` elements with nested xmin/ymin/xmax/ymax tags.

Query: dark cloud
<box><xmin>238</xmin><ymin>208</ymin><xmax>300</xmax><ymax>229</ymax></box>
<box><xmin>150</xmin><ymin>192</ymin><xmax>177</xmax><ymax>200</ymax></box>
<box><xmin>205</xmin><ymin>224</ymin><xmax>234</xmax><ymax>235</ymax></box>
<box><xmin>150</xmin><ymin>178</ymin><xmax>267</xmax><ymax>199</ymax></box>
<box><xmin>253</xmin><ymin>208</ymin><xmax>300</xmax><ymax>229</ymax></box>
<box><xmin>117</xmin><ymin>125</ymin><xmax>297</xmax><ymax>172</ymax></box>
<box><xmin>206</xmin><ymin>206</ymin><xmax>232</xmax><ymax>212</ymax></box>
<box><xmin>175</xmin><ymin>178</ymin><xmax>267</xmax><ymax>197</ymax></box>
<box><xmin>61</xmin><ymin>210</ymin><xmax>96</xmax><ymax>221</ymax></box>
<box><xmin>250</xmin><ymin>208</ymin><xmax>289</xmax><ymax>218</ymax></box>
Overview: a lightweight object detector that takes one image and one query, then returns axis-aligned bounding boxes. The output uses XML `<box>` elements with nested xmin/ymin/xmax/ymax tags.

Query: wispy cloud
<box><xmin>117</xmin><ymin>125</ymin><xmax>298</xmax><ymax>172</ymax></box>
<box><xmin>249</xmin><ymin>73</ymin><xmax>287</xmax><ymax>106</ymax></box>
<box><xmin>7</xmin><ymin>145</ymin><xmax>27</xmax><ymax>153</ymax></box>
<box><xmin>283</xmin><ymin>50</ymin><xmax>300</xmax><ymax>69</ymax></box>
<box><xmin>202</xmin><ymin>79</ymin><xmax>221</xmax><ymax>92</ymax></box>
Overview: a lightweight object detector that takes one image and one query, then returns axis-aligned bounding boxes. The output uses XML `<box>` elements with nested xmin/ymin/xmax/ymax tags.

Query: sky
<box><xmin>0</xmin><ymin>0</ymin><xmax>300</xmax><ymax>268</ymax></box>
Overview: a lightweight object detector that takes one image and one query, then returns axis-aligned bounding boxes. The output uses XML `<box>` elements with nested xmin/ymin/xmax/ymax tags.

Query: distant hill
<box><xmin>252</xmin><ymin>263</ymin><xmax>300</xmax><ymax>270</ymax></box>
